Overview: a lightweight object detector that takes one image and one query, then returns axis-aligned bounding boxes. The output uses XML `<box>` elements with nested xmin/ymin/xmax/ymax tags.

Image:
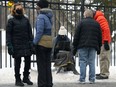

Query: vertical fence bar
<box><xmin>58</xmin><ymin>0</ymin><xmax>60</xmax><ymax>29</ymax></box>
<box><xmin>114</xmin><ymin>30</ymin><xmax>116</xmax><ymax>65</ymax></box>
<box><xmin>32</xmin><ymin>0</ymin><xmax>35</xmax><ymax>67</ymax></box>
<box><xmin>0</xmin><ymin>1</ymin><xmax>2</xmax><ymax>68</ymax></box>
<box><xmin>66</xmin><ymin>0</ymin><xmax>68</xmax><ymax>35</ymax></box>
<box><xmin>81</xmin><ymin>0</ymin><xmax>85</xmax><ymax>19</ymax></box>
<box><xmin>5</xmin><ymin>0</ymin><xmax>8</xmax><ymax>68</ymax></box>
<box><xmin>0</xmin><ymin>35</ymin><xmax>2</xmax><ymax>68</ymax></box>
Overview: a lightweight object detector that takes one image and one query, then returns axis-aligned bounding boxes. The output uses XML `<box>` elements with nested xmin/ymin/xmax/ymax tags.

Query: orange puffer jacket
<box><xmin>94</xmin><ymin>10</ymin><xmax>111</xmax><ymax>44</ymax></box>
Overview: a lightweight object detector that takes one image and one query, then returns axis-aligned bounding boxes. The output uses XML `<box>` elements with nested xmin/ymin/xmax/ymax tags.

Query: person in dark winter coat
<box><xmin>51</xmin><ymin>26</ymin><xmax>79</xmax><ymax>75</ymax></box>
<box><xmin>6</xmin><ymin>3</ymin><xmax>33</xmax><ymax>86</ymax></box>
<box><xmin>33</xmin><ymin>0</ymin><xmax>53</xmax><ymax>87</ymax></box>
<box><xmin>73</xmin><ymin>9</ymin><xmax>102</xmax><ymax>84</ymax></box>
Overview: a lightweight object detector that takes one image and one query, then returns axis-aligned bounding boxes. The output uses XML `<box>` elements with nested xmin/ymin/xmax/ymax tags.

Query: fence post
<box><xmin>81</xmin><ymin>0</ymin><xmax>85</xmax><ymax>19</ymax></box>
<box><xmin>0</xmin><ymin>2</ymin><xmax>2</xmax><ymax>68</ymax></box>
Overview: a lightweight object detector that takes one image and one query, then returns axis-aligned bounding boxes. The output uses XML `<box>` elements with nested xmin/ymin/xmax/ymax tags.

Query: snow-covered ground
<box><xmin>0</xmin><ymin>64</ymin><xmax>116</xmax><ymax>84</ymax></box>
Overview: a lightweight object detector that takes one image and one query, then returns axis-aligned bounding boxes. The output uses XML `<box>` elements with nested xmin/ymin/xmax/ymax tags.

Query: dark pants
<box><xmin>35</xmin><ymin>45</ymin><xmax>53</xmax><ymax>87</ymax></box>
<box><xmin>14</xmin><ymin>56</ymin><xmax>31</xmax><ymax>76</ymax></box>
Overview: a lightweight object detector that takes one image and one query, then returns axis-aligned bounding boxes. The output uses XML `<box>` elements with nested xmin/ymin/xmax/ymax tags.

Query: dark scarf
<box><xmin>57</xmin><ymin>35</ymin><xmax>67</xmax><ymax>41</ymax></box>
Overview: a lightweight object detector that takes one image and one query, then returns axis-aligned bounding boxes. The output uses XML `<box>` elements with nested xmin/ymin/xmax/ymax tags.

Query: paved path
<box><xmin>0</xmin><ymin>67</ymin><xmax>116</xmax><ymax>87</ymax></box>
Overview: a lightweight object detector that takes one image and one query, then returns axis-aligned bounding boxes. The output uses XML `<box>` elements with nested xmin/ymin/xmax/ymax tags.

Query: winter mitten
<box><xmin>73</xmin><ymin>47</ymin><xmax>77</xmax><ymax>56</ymax></box>
<box><xmin>29</xmin><ymin>41</ymin><xmax>36</xmax><ymax>54</ymax></box>
<box><xmin>8</xmin><ymin>44</ymin><xmax>14</xmax><ymax>55</ymax></box>
<box><xmin>97</xmin><ymin>48</ymin><xmax>101</xmax><ymax>55</ymax></box>
<box><xmin>104</xmin><ymin>41</ymin><xmax>110</xmax><ymax>50</ymax></box>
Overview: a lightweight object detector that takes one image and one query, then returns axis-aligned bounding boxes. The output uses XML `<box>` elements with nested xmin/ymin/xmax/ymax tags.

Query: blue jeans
<box><xmin>78</xmin><ymin>47</ymin><xmax>96</xmax><ymax>82</ymax></box>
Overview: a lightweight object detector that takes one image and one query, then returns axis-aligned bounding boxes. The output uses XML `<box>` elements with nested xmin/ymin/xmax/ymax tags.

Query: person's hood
<box><xmin>7</xmin><ymin>14</ymin><xmax>13</xmax><ymax>20</ymax></box>
<box><xmin>7</xmin><ymin>14</ymin><xmax>28</xmax><ymax>20</ymax></box>
<box><xmin>94</xmin><ymin>10</ymin><xmax>104</xmax><ymax>20</ymax></box>
<box><xmin>39</xmin><ymin>8</ymin><xmax>53</xmax><ymax>19</ymax></box>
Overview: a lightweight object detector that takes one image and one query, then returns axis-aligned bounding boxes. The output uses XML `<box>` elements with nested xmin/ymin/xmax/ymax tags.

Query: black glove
<box><xmin>97</xmin><ymin>48</ymin><xmax>101</xmax><ymax>55</ymax></box>
<box><xmin>32</xmin><ymin>45</ymin><xmax>36</xmax><ymax>55</ymax></box>
<box><xmin>29</xmin><ymin>41</ymin><xmax>36</xmax><ymax>54</ymax></box>
<box><xmin>104</xmin><ymin>41</ymin><xmax>110</xmax><ymax>50</ymax></box>
<box><xmin>73</xmin><ymin>47</ymin><xmax>77</xmax><ymax>56</ymax></box>
<box><xmin>8</xmin><ymin>44</ymin><xmax>14</xmax><ymax>55</ymax></box>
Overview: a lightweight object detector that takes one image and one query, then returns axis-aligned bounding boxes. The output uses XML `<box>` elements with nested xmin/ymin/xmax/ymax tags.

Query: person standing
<box><xmin>93</xmin><ymin>10</ymin><xmax>111</xmax><ymax>79</ymax></box>
<box><xmin>6</xmin><ymin>3</ymin><xmax>33</xmax><ymax>86</ymax></box>
<box><xmin>73</xmin><ymin>9</ymin><xmax>102</xmax><ymax>84</ymax></box>
<box><xmin>33</xmin><ymin>0</ymin><xmax>53</xmax><ymax>87</ymax></box>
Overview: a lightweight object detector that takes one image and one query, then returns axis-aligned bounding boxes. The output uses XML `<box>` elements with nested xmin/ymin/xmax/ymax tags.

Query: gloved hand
<box><xmin>32</xmin><ymin>44</ymin><xmax>36</xmax><ymax>55</ymax></box>
<box><xmin>104</xmin><ymin>41</ymin><xmax>110</xmax><ymax>50</ymax></box>
<box><xmin>97</xmin><ymin>48</ymin><xmax>101</xmax><ymax>55</ymax></box>
<box><xmin>8</xmin><ymin>44</ymin><xmax>14</xmax><ymax>55</ymax></box>
<box><xmin>29</xmin><ymin>41</ymin><xmax>36</xmax><ymax>54</ymax></box>
<box><xmin>73</xmin><ymin>47</ymin><xmax>77</xmax><ymax>56</ymax></box>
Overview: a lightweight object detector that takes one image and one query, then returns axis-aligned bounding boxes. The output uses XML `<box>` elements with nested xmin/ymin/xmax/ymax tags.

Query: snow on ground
<box><xmin>1</xmin><ymin>65</ymin><xmax>116</xmax><ymax>84</ymax></box>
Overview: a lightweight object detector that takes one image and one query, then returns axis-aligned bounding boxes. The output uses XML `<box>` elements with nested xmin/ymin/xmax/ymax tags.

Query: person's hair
<box><xmin>37</xmin><ymin>0</ymin><xmax>49</xmax><ymax>8</ymax></box>
<box><xmin>10</xmin><ymin>3</ymin><xmax>25</xmax><ymax>15</ymax></box>
<box><xmin>84</xmin><ymin>9</ymin><xmax>93</xmax><ymax>18</ymax></box>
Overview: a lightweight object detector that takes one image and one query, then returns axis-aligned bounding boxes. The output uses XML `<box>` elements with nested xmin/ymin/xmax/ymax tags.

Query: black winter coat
<box><xmin>51</xmin><ymin>35</ymin><xmax>72</xmax><ymax>62</ymax></box>
<box><xmin>73</xmin><ymin>17</ymin><xmax>102</xmax><ymax>53</ymax></box>
<box><xmin>6</xmin><ymin>15</ymin><xmax>33</xmax><ymax>58</ymax></box>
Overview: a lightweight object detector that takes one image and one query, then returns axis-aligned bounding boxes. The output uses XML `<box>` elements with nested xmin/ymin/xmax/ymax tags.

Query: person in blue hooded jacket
<box><xmin>33</xmin><ymin>0</ymin><xmax>53</xmax><ymax>87</ymax></box>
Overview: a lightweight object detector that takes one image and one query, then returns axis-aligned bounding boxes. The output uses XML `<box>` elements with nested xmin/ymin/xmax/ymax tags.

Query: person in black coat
<box><xmin>73</xmin><ymin>9</ymin><xmax>102</xmax><ymax>84</ymax></box>
<box><xmin>6</xmin><ymin>3</ymin><xmax>33</xmax><ymax>86</ymax></box>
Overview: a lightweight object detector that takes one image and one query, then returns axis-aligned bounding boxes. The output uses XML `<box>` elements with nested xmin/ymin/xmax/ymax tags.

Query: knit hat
<box><xmin>37</xmin><ymin>0</ymin><xmax>49</xmax><ymax>8</ymax></box>
<box><xmin>58</xmin><ymin>26</ymin><xmax>67</xmax><ymax>35</ymax></box>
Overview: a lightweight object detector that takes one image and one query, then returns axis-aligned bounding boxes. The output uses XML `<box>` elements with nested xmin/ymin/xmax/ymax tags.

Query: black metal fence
<box><xmin>0</xmin><ymin>0</ymin><xmax>116</xmax><ymax>68</ymax></box>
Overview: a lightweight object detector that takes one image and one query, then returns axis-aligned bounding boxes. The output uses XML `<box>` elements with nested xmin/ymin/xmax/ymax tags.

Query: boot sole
<box><xmin>15</xmin><ymin>84</ymin><xmax>24</xmax><ymax>86</ymax></box>
<box><xmin>23</xmin><ymin>81</ymin><xmax>33</xmax><ymax>85</ymax></box>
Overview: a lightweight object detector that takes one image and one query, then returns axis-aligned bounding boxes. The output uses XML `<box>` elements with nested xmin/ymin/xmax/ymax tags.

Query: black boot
<box><xmin>73</xmin><ymin>70</ymin><xmax>80</xmax><ymax>75</ymax></box>
<box><xmin>70</xmin><ymin>64</ymin><xmax>80</xmax><ymax>75</ymax></box>
<box><xmin>15</xmin><ymin>74</ymin><xmax>24</xmax><ymax>86</ymax></box>
<box><xmin>23</xmin><ymin>72</ymin><xmax>33</xmax><ymax>85</ymax></box>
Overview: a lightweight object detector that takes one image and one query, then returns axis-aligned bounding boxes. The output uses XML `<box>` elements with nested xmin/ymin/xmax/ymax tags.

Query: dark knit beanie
<box><xmin>37</xmin><ymin>0</ymin><xmax>49</xmax><ymax>8</ymax></box>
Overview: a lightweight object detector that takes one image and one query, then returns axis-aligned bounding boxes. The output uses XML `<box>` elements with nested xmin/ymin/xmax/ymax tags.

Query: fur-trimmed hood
<box><xmin>33</xmin><ymin>8</ymin><xmax>53</xmax><ymax>45</ymax></box>
<box><xmin>39</xmin><ymin>8</ymin><xmax>53</xmax><ymax>19</ymax></box>
<box><xmin>7</xmin><ymin>14</ymin><xmax>28</xmax><ymax>20</ymax></box>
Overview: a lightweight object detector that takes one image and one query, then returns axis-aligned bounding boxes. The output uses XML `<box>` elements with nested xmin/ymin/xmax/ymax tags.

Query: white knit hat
<box><xmin>58</xmin><ymin>26</ymin><xmax>67</xmax><ymax>35</ymax></box>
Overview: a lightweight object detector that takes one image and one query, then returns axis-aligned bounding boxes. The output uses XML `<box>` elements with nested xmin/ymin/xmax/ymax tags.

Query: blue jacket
<box><xmin>33</xmin><ymin>8</ymin><xmax>53</xmax><ymax>45</ymax></box>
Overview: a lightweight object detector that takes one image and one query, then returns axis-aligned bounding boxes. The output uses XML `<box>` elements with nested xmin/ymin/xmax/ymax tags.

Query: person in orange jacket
<box><xmin>93</xmin><ymin>10</ymin><xmax>111</xmax><ymax>79</ymax></box>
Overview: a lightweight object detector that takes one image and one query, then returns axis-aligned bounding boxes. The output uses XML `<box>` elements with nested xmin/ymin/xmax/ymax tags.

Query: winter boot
<box><xmin>15</xmin><ymin>74</ymin><xmax>24</xmax><ymax>86</ymax></box>
<box><xmin>73</xmin><ymin>69</ymin><xmax>80</xmax><ymax>75</ymax></box>
<box><xmin>23</xmin><ymin>72</ymin><xmax>33</xmax><ymax>85</ymax></box>
<box><xmin>70</xmin><ymin>64</ymin><xmax>80</xmax><ymax>75</ymax></box>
